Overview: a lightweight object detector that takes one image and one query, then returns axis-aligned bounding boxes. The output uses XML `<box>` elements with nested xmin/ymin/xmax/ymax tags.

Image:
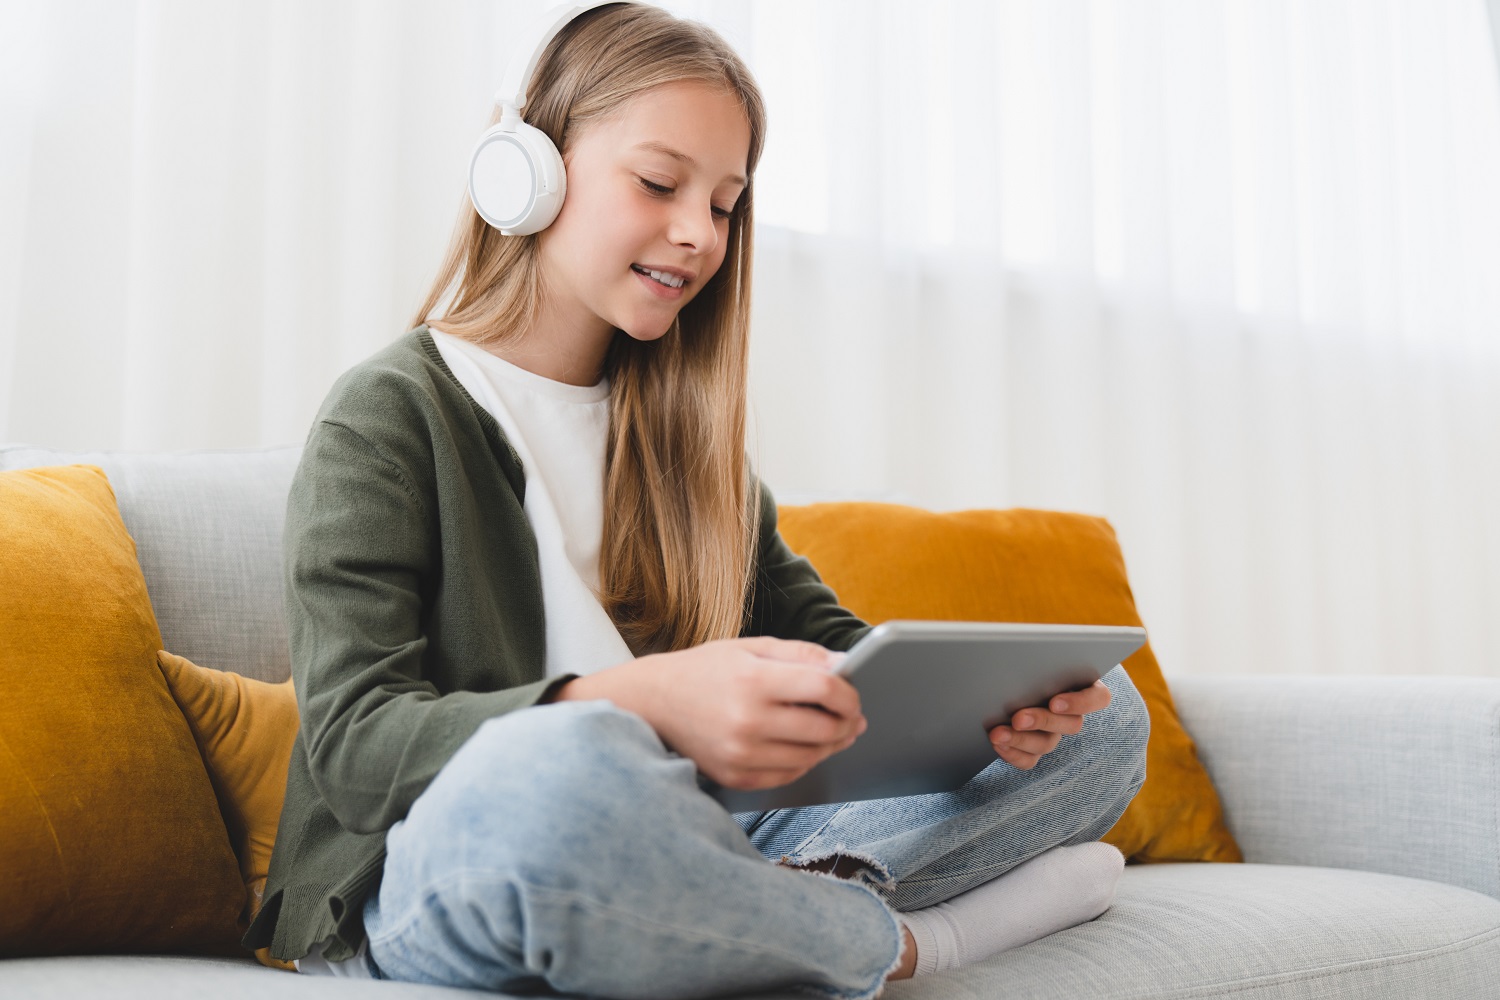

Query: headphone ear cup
<box><xmin>468</xmin><ymin>119</ymin><xmax>567</xmax><ymax>236</ymax></box>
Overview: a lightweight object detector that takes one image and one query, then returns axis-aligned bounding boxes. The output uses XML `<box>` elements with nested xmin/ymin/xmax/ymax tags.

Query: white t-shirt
<box><xmin>429</xmin><ymin>328</ymin><xmax>637</xmax><ymax>679</ymax></box>
<box><xmin>296</xmin><ymin>328</ymin><xmax>636</xmax><ymax>976</ymax></box>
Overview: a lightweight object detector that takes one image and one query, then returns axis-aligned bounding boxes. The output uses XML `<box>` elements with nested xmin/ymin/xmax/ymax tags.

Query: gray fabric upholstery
<box><xmin>0</xmin><ymin>955</ymin><xmax>472</xmax><ymax>998</ymax></box>
<box><xmin>934</xmin><ymin>862</ymin><xmax>1500</xmax><ymax>1000</ymax></box>
<box><xmin>6</xmin><ymin>863</ymin><xmax>1498</xmax><ymax>999</ymax></box>
<box><xmin>1169</xmin><ymin>673</ymin><xmax>1500</xmax><ymax>902</ymax></box>
<box><xmin>1</xmin><ymin>444</ymin><xmax>301</xmax><ymax>683</ymax></box>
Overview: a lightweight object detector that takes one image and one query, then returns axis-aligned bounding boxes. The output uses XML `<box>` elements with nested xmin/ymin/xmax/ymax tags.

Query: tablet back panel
<box><xmin>709</xmin><ymin>621</ymin><xmax>1146</xmax><ymax>812</ymax></box>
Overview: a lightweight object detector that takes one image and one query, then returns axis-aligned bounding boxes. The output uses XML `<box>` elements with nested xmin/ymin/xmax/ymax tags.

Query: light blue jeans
<box><xmin>361</xmin><ymin>665</ymin><xmax>1148</xmax><ymax>1000</ymax></box>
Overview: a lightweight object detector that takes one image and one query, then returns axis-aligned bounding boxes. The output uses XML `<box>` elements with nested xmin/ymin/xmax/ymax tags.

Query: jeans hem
<box><xmin>781</xmin><ymin>865</ymin><xmax>906</xmax><ymax>1000</ymax></box>
<box><xmin>370</xmin><ymin>863</ymin><xmax>905</xmax><ymax>998</ymax></box>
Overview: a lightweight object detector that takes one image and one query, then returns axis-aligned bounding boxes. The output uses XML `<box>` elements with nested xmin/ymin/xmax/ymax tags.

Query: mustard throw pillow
<box><xmin>776</xmin><ymin>502</ymin><xmax>1243</xmax><ymax>865</ymax></box>
<box><xmin>0</xmin><ymin>465</ymin><xmax>245</xmax><ymax>956</ymax></box>
<box><xmin>156</xmin><ymin>650</ymin><xmax>299</xmax><ymax>971</ymax></box>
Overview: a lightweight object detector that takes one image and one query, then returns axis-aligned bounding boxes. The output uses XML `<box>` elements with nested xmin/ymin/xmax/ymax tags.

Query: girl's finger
<box><xmin>741</xmin><ymin>636</ymin><xmax>840</xmax><ymax>667</ymax></box>
<box><xmin>723</xmin><ymin>737</ymin><xmax>857</xmax><ymax>788</ymax></box>
<box><xmin>990</xmin><ymin>726</ymin><xmax>1061</xmax><ymax>756</ymax></box>
<box><xmin>1050</xmin><ymin>679</ymin><xmax>1112</xmax><ymax>716</ymax></box>
<box><xmin>1010</xmin><ymin>706</ymin><xmax>1084</xmax><ymax>735</ymax></box>
<box><xmin>770</xmin><ymin>664</ymin><xmax>862</xmax><ymax>721</ymax></box>
<box><xmin>760</xmin><ymin>703</ymin><xmax>866</xmax><ymax>747</ymax></box>
<box><xmin>995</xmin><ymin>746</ymin><xmax>1042</xmax><ymax>770</ymax></box>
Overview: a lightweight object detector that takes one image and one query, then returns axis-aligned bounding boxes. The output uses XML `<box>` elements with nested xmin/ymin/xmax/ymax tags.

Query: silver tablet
<box><xmin>706</xmin><ymin>620</ymin><xmax>1147</xmax><ymax>813</ymax></box>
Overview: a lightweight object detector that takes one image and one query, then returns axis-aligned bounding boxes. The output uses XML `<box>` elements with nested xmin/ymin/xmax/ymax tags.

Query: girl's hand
<box><xmin>986</xmin><ymin>679</ymin><xmax>1113</xmax><ymax>770</ymax></box>
<box><xmin>559</xmin><ymin>637</ymin><xmax>866</xmax><ymax>791</ymax></box>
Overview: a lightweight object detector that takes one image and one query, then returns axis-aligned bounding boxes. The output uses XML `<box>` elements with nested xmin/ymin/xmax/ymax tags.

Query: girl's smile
<box><xmin>630</xmin><ymin>263</ymin><xmax>689</xmax><ymax>298</ymax></box>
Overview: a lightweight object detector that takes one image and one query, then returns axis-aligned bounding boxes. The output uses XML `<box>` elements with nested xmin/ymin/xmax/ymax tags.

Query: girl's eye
<box><xmin>638</xmin><ymin>178</ymin><xmax>735</xmax><ymax>221</ymax></box>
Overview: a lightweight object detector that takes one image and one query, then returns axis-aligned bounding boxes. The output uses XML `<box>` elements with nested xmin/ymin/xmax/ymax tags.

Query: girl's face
<box><xmin>537</xmin><ymin>80</ymin><xmax>751</xmax><ymax>346</ymax></box>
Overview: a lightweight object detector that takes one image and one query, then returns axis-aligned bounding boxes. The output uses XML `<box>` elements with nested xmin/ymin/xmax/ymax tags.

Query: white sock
<box><xmin>897</xmin><ymin>842</ymin><xmax>1124</xmax><ymax>976</ymax></box>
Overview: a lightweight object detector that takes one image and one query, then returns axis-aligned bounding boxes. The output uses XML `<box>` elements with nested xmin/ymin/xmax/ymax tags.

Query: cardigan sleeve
<box><xmin>743</xmin><ymin>476</ymin><xmax>875</xmax><ymax>654</ymax></box>
<box><xmin>285</xmin><ymin>418</ymin><xmax>575</xmax><ymax>836</ymax></box>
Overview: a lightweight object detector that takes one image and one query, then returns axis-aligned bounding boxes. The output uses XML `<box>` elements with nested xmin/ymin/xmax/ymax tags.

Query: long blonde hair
<box><xmin>410</xmin><ymin>3</ymin><xmax>767</xmax><ymax>657</ymax></box>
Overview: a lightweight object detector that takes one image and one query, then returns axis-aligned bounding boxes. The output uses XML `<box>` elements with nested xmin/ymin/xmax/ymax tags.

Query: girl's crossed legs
<box><xmin>361</xmin><ymin>665</ymin><xmax>1149</xmax><ymax>1000</ymax></box>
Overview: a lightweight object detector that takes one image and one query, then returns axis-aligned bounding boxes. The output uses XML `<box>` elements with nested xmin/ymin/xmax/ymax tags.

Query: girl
<box><xmin>244</xmin><ymin>3</ymin><xmax>1150</xmax><ymax>998</ymax></box>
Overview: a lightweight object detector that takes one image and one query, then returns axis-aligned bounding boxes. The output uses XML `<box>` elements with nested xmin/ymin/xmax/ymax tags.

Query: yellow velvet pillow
<box><xmin>0</xmin><ymin>465</ymin><xmax>245</xmax><ymax>956</ymax></box>
<box><xmin>776</xmin><ymin>502</ymin><xmax>1242</xmax><ymax>865</ymax></box>
<box><xmin>156</xmin><ymin>650</ymin><xmax>299</xmax><ymax>972</ymax></box>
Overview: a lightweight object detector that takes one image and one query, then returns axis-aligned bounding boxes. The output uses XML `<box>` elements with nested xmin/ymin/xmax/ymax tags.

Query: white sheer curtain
<box><xmin>0</xmin><ymin>0</ymin><xmax>537</xmax><ymax>448</ymax></box>
<box><xmin>2</xmin><ymin>0</ymin><xmax>1497</xmax><ymax>678</ymax></box>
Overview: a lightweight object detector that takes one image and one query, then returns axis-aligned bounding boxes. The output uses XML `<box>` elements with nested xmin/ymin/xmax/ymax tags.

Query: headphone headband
<box><xmin>495</xmin><ymin>1</ymin><xmax>621</xmax><ymax>115</ymax></box>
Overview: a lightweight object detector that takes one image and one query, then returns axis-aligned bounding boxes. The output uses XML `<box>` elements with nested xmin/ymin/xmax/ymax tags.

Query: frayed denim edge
<box><xmin>784</xmin><ymin>843</ymin><xmax>897</xmax><ymax>895</ymax></box>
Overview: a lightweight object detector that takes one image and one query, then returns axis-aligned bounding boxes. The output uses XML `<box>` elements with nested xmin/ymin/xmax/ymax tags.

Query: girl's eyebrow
<box><xmin>632</xmin><ymin>140</ymin><xmax>747</xmax><ymax>188</ymax></box>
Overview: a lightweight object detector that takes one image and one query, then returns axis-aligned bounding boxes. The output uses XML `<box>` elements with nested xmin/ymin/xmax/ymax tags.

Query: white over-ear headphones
<box><xmin>468</xmin><ymin>1</ymin><xmax>631</xmax><ymax>236</ymax></box>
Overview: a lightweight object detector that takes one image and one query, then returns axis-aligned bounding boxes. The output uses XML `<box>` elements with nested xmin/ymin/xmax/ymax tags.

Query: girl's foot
<box><xmin>896</xmin><ymin>842</ymin><xmax>1124</xmax><ymax>976</ymax></box>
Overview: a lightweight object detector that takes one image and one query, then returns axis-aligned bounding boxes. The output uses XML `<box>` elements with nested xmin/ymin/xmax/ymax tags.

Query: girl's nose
<box><xmin>668</xmin><ymin>200</ymin><xmax>719</xmax><ymax>256</ymax></box>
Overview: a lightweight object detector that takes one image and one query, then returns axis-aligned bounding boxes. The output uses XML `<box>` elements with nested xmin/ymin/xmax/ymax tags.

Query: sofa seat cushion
<box><xmin>0</xmin><ymin>955</ymin><xmax>466</xmax><ymax>999</ymax></box>
<box><xmin>5</xmin><ymin>864</ymin><xmax>1497</xmax><ymax>999</ymax></box>
<box><xmin>931</xmin><ymin>862</ymin><xmax>1500</xmax><ymax>999</ymax></box>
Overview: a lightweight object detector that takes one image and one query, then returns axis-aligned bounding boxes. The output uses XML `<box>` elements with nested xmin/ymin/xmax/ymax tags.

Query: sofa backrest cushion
<box><xmin>157</xmin><ymin>650</ymin><xmax>298</xmax><ymax>971</ymax></box>
<box><xmin>776</xmin><ymin>501</ymin><xmax>1243</xmax><ymax>865</ymax></box>
<box><xmin>0</xmin><ymin>445</ymin><xmax>300</xmax><ymax>683</ymax></box>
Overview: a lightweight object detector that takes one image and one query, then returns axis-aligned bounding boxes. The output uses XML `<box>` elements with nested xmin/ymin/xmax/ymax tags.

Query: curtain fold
<box><xmin>2</xmin><ymin>0</ymin><xmax>1497</xmax><ymax>678</ymax></box>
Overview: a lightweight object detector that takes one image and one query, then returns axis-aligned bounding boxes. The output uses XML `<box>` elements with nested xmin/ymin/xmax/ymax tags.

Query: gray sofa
<box><xmin>5</xmin><ymin>443</ymin><xmax>1500</xmax><ymax>999</ymax></box>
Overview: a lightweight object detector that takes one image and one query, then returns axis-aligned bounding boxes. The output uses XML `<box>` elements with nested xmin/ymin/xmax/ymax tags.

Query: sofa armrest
<box><xmin>1167</xmin><ymin>673</ymin><xmax>1500</xmax><ymax>901</ymax></box>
